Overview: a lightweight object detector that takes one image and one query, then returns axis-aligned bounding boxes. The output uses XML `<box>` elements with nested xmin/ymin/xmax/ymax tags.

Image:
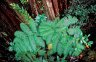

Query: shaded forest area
<box><xmin>0</xmin><ymin>0</ymin><xmax>96</xmax><ymax>62</ymax></box>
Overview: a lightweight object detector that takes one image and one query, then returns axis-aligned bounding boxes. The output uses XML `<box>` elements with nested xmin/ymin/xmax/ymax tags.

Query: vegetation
<box><xmin>9</xmin><ymin>3</ymin><xmax>93</xmax><ymax>62</ymax></box>
<box><xmin>65</xmin><ymin>0</ymin><xmax>96</xmax><ymax>26</ymax></box>
<box><xmin>0</xmin><ymin>0</ymin><xmax>95</xmax><ymax>62</ymax></box>
<box><xmin>20</xmin><ymin>0</ymin><xmax>28</xmax><ymax>4</ymax></box>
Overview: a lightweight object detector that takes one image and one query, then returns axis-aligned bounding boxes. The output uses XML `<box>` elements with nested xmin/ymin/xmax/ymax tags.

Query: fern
<box><xmin>9</xmin><ymin>3</ymin><xmax>93</xmax><ymax>62</ymax></box>
<box><xmin>10</xmin><ymin>3</ymin><xmax>37</xmax><ymax>33</ymax></box>
<box><xmin>20</xmin><ymin>0</ymin><xmax>28</xmax><ymax>4</ymax></box>
<box><xmin>9</xmin><ymin>15</ymin><xmax>93</xmax><ymax>61</ymax></box>
<box><xmin>66</xmin><ymin>0</ymin><xmax>96</xmax><ymax>25</ymax></box>
<box><xmin>9</xmin><ymin>22</ymin><xmax>45</xmax><ymax>62</ymax></box>
<box><xmin>39</xmin><ymin>15</ymin><xmax>92</xmax><ymax>58</ymax></box>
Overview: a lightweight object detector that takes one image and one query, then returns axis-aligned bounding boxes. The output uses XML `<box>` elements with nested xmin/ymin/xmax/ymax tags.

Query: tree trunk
<box><xmin>42</xmin><ymin>0</ymin><xmax>55</xmax><ymax>20</ymax></box>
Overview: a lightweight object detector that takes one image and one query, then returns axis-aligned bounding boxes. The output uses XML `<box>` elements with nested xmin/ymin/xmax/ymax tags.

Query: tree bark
<box><xmin>29</xmin><ymin>0</ymin><xmax>38</xmax><ymax>17</ymax></box>
<box><xmin>52</xmin><ymin>0</ymin><xmax>60</xmax><ymax>17</ymax></box>
<box><xmin>42</xmin><ymin>0</ymin><xmax>55</xmax><ymax>20</ymax></box>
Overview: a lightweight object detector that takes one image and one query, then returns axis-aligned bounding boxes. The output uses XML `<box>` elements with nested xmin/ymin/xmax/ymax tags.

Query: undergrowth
<box><xmin>9</xmin><ymin>3</ymin><xmax>93</xmax><ymax>62</ymax></box>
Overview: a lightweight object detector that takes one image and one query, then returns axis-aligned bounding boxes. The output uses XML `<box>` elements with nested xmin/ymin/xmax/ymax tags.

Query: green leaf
<box><xmin>9</xmin><ymin>47</ymin><xmax>13</xmax><ymax>51</ymax></box>
<box><xmin>33</xmin><ymin>35</ymin><xmax>45</xmax><ymax>48</ymax></box>
<box><xmin>28</xmin><ymin>35</ymin><xmax>37</xmax><ymax>53</ymax></box>
<box><xmin>61</xmin><ymin>58</ymin><xmax>67</xmax><ymax>62</ymax></box>
<box><xmin>57</xmin><ymin>56</ymin><xmax>60</xmax><ymax>62</ymax></box>
<box><xmin>29</xmin><ymin>20</ymin><xmax>37</xmax><ymax>33</ymax></box>
<box><xmin>68</xmin><ymin>27</ymin><xmax>83</xmax><ymax>37</ymax></box>
<box><xmin>77</xmin><ymin>43</ymin><xmax>85</xmax><ymax>50</ymax></box>
<box><xmin>63</xmin><ymin>15</ymin><xmax>78</xmax><ymax>26</ymax></box>
<box><xmin>45</xmin><ymin>34</ymin><xmax>54</xmax><ymax>44</ymax></box>
<box><xmin>38</xmin><ymin>50</ymin><xmax>45</xmax><ymax>56</ymax></box>
<box><xmin>13</xmin><ymin>37</ymin><xmax>27</xmax><ymax>52</ymax></box>
<box><xmin>67</xmin><ymin>28</ymin><xmax>75</xmax><ymax>35</ymax></box>
<box><xmin>14</xmin><ymin>31</ymin><xmax>27</xmax><ymax>39</ymax></box>
<box><xmin>57</xmin><ymin>43</ymin><xmax>63</xmax><ymax>56</ymax></box>
<box><xmin>88</xmin><ymin>41</ymin><xmax>93</xmax><ymax>47</ymax></box>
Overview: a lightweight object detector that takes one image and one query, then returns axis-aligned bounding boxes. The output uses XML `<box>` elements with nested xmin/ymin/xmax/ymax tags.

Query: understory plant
<box><xmin>65</xmin><ymin>0</ymin><xmax>96</xmax><ymax>26</ymax></box>
<box><xmin>9</xmin><ymin>3</ymin><xmax>93</xmax><ymax>62</ymax></box>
